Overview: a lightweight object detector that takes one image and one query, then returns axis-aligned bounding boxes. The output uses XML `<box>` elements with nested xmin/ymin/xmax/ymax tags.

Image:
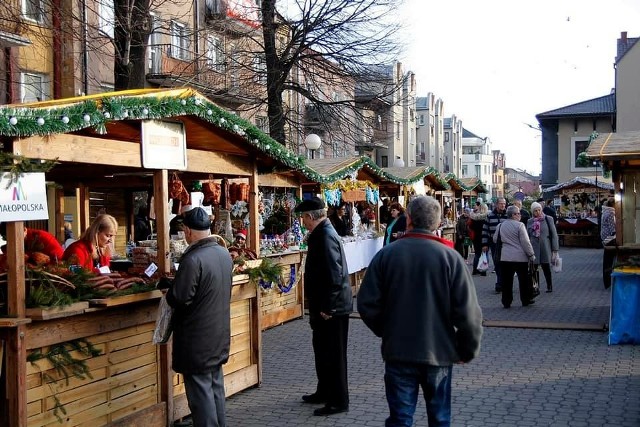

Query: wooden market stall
<box><xmin>254</xmin><ymin>172</ymin><xmax>305</xmax><ymax>330</ymax></box>
<box><xmin>460</xmin><ymin>178</ymin><xmax>488</xmax><ymax>207</ymax></box>
<box><xmin>543</xmin><ymin>176</ymin><xmax>614</xmax><ymax>248</ymax></box>
<box><xmin>0</xmin><ymin>88</ymin><xmax>310</xmax><ymax>426</ymax></box>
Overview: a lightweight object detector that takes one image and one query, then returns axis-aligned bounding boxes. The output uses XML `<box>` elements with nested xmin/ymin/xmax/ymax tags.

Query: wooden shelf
<box><xmin>0</xmin><ymin>317</ymin><xmax>32</xmax><ymax>327</ymax></box>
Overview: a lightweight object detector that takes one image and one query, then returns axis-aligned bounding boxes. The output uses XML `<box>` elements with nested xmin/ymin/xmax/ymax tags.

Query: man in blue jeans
<box><xmin>358</xmin><ymin>196</ymin><xmax>483</xmax><ymax>426</ymax></box>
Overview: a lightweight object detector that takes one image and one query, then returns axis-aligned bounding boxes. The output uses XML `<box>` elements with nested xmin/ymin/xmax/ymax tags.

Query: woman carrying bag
<box><xmin>493</xmin><ymin>205</ymin><xmax>536</xmax><ymax>308</ymax></box>
<box><xmin>527</xmin><ymin>202</ymin><xmax>560</xmax><ymax>292</ymax></box>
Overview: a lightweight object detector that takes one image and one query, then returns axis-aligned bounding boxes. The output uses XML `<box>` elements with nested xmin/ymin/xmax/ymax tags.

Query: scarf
<box><xmin>385</xmin><ymin>217</ymin><xmax>399</xmax><ymax>245</ymax></box>
<box><xmin>532</xmin><ymin>214</ymin><xmax>545</xmax><ymax>238</ymax></box>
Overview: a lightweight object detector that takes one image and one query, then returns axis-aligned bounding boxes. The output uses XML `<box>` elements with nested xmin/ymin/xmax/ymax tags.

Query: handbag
<box><xmin>529</xmin><ymin>261</ymin><xmax>541</xmax><ymax>298</ymax></box>
<box><xmin>552</xmin><ymin>256</ymin><xmax>563</xmax><ymax>273</ymax></box>
<box><xmin>152</xmin><ymin>294</ymin><xmax>174</xmax><ymax>344</ymax></box>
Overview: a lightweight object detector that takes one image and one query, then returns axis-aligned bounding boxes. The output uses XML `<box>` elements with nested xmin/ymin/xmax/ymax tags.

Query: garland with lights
<box><xmin>0</xmin><ymin>88</ymin><xmax>475</xmax><ymax>188</ymax></box>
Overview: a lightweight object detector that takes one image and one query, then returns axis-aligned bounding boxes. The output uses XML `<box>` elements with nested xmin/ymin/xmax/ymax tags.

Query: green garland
<box><xmin>0</xmin><ymin>152</ymin><xmax>58</xmax><ymax>185</ymax></box>
<box><xmin>0</xmin><ymin>90</ymin><xmax>472</xmax><ymax>187</ymax></box>
<box><xmin>27</xmin><ymin>338</ymin><xmax>102</xmax><ymax>423</ymax></box>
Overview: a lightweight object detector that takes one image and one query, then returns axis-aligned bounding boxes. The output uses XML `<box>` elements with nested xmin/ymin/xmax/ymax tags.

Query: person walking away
<box><xmin>294</xmin><ymin>197</ymin><xmax>352</xmax><ymax>416</ymax></box>
<box><xmin>470</xmin><ymin>203</ymin><xmax>489</xmax><ymax>275</ymax></box>
<box><xmin>454</xmin><ymin>208</ymin><xmax>471</xmax><ymax>261</ymax></box>
<box><xmin>527</xmin><ymin>202</ymin><xmax>559</xmax><ymax>292</ymax></box>
<box><xmin>384</xmin><ymin>202</ymin><xmax>407</xmax><ymax>246</ymax></box>
<box><xmin>358</xmin><ymin>196</ymin><xmax>483</xmax><ymax>427</ymax></box>
<box><xmin>600</xmin><ymin>197</ymin><xmax>616</xmax><ymax>289</ymax></box>
<box><xmin>494</xmin><ymin>206</ymin><xmax>536</xmax><ymax>308</ymax></box>
<box><xmin>482</xmin><ymin>197</ymin><xmax>508</xmax><ymax>292</ymax></box>
<box><xmin>165</xmin><ymin>207</ymin><xmax>233</xmax><ymax>427</ymax></box>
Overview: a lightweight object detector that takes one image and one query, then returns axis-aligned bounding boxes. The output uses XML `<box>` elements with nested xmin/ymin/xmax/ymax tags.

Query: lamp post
<box><xmin>304</xmin><ymin>133</ymin><xmax>322</xmax><ymax>159</ymax></box>
<box><xmin>594</xmin><ymin>160</ymin><xmax>599</xmax><ymax>207</ymax></box>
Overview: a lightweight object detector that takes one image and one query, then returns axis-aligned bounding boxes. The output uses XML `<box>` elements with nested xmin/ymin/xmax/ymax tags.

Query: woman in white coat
<box><xmin>527</xmin><ymin>202</ymin><xmax>560</xmax><ymax>292</ymax></box>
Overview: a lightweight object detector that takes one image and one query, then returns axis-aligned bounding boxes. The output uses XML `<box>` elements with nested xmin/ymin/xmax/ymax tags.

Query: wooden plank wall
<box><xmin>26</xmin><ymin>323</ymin><xmax>159</xmax><ymax>426</ymax></box>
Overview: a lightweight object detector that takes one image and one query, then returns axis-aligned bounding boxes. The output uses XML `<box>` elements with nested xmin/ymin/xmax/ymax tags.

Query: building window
<box><xmin>570</xmin><ymin>138</ymin><xmax>591</xmax><ymax>172</ymax></box>
<box><xmin>381</xmin><ymin>156</ymin><xmax>388</xmax><ymax>167</ymax></box>
<box><xmin>444</xmin><ymin>132</ymin><xmax>449</xmax><ymax>142</ymax></box>
<box><xmin>206</xmin><ymin>34</ymin><xmax>224</xmax><ymax>71</ymax></box>
<box><xmin>475</xmin><ymin>165</ymin><xmax>481</xmax><ymax>178</ymax></box>
<box><xmin>99</xmin><ymin>0</ymin><xmax>114</xmax><ymax>38</ymax></box>
<box><xmin>170</xmin><ymin>21</ymin><xmax>189</xmax><ymax>60</ymax></box>
<box><xmin>395</xmin><ymin>121</ymin><xmax>400</xmax><ymax>139</ymax></box>
<box><xmin>20</xmin><ymin>72</ymin><xmax>49</xmax><ymax>102</ymax></box>
<box><xmin>462</xmin><ymin>165</ymin><xmax>468</xmax><ymax>176</ymax></box>
<box><xmin>22</xmin><ymin>0</ymin><xmax>44</xmax><ymax>23</ymax></box>
<box><xmin>253</xmin><ymin>54</ymin><xmax>266</xmax><ymax>84</ymax></box>
<box><xmin>418</xmin><ymin>114</ymin><xmax>424</xmax><ymax>126</ymax></box>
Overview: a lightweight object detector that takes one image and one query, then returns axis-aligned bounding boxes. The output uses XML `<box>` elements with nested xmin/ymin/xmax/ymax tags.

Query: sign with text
<box><xmin>0</xmin><ymin>172</ymin><xmax>49</xmax><ymax>221</ymax></box>
<box><xmin>141</xmin><ymin>120</ymin><xmax>187</xmax><ymax>170</ymax></box>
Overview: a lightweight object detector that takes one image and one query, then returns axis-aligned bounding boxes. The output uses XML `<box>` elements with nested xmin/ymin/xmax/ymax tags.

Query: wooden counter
<box><xmin>259</xmin><ymin>252</ymin><xmax>305</xmax><ymax>330</ymax></box>
<box><xmin>9</xmin><ymin>278</ymin><xmax>261</xmax><ymax>427</ymax></box>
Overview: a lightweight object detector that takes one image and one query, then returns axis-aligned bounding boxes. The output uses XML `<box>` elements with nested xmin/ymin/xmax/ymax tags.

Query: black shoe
<box><xmin>546</xmin><ymin>288</ymin><xmax>553</xmax><ymax>293</ymax></box>
<box><xmin>523</xmin><ymin>299</ymin><xmax>536</xmax><ymax>306</ymax></box>
<box><xmin>313</xmin><ymin>405</ymin><xmax>349</xmax><ymax>416</ymax></box>
<box><xmin>503</xmin><ymin>304</ymin><xmax>511</xmax><ymax>309</ymax></box>
<box><xmin>495</xmin><ymin>286</ymin><xmax>502</xmax><ymax>293</ymax></box>
<box><xmin>302</xmin><ymin>393</ymin><xmax>327</xmax><ymax>404</ymax></box>
<box><xmin>472</xmin><ymin>270</ymin><xmax>480</xmax><ymax>276</ymax></box>
<box><xmin>480</xmin><ymin>272</ymin><xmax>487</xmax><ymax>276</ymax></box>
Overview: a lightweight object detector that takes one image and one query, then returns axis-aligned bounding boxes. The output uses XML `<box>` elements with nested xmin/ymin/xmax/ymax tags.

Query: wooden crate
<box><xmin>259</xmin><ymin>254</ymin><xmax>304</xmax><ymax>330</ymax></box>
<box><xmin>26</xmin><ymin>323</ymin><xmax>160</xmax><ymax>426</ymax></box>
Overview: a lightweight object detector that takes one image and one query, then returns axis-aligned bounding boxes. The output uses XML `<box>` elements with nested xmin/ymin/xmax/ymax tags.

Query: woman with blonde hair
<box><xmin>63</xmin><ymin>214</ymin><xmax>118</xmax><ymax>272</ymax></box>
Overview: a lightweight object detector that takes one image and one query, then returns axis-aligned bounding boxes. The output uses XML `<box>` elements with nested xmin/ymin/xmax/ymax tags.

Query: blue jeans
<box><xmin>384</xmin><ymin>361</ymin><xmax>452</xmax><ymax>427</ymax></box>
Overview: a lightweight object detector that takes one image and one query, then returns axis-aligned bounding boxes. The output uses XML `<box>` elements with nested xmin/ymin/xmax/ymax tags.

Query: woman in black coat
<box><xmin>470</xmin><ymin>203</ymin><xmax>489</xmax><ymax>275</ymax></box>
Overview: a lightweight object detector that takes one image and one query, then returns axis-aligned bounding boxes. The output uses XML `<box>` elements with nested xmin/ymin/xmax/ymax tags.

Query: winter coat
<box><xmin>493</xmin><ymin>219</ymin><xmax>534</xmax><ymax>263</ymax></box>
<box><xmin>166</xmin><ymin>236</ymin><xmax>233</xmax><ymax>374</ymax></box>
<box><xmin>304</xmin><ymin>219</ymin><xmax>353</xmax><ymax>324</ymax></box>
<box><xmin>62</xmin><ymin>239</ymin><xmax>110</xmax><ymax>272</ymax></box>
<box><xmin>482</xmin><ymin>209</ymin><xmax>508</xmax><ymax>246</ymax></box>
<box><xmin>527</xmin><ymin>214</ymin><xmax>559</xmax><ymax>264</ymax></box>
<box><xmin>358</xmin><ymin>229</ymin><xmax>483</xmax><ymax>365</ymax></box>
<box><xmin>469</xmin><ymin>212</ymin><xmax>487</xmax><ymax>247</ymax></box>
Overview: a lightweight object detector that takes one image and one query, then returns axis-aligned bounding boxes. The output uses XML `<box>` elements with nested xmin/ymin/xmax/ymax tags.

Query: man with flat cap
<box><xmin>295</xmin><ymin>196</ymin><xmax>352</xmax><ymax>416</ymax></box>
<box><xmin>166</xmin><ymin>207</ymin><xmax>233</xmax><ymax>427</ymax></box>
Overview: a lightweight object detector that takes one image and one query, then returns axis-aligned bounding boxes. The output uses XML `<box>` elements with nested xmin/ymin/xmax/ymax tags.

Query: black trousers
<box><xmin>603</xmin><ymin>240</ymin><xmax>617</xmax><ymax>289</ymax></box>
<box><xmin>500</xmin><ymin>261</ymin><xmax>532</xmax><ymax>306</ymax></box>
<box><xmin>311</xmin><ymin>314</ymin><xmax>350</xmax><ymax>407</ymax></box>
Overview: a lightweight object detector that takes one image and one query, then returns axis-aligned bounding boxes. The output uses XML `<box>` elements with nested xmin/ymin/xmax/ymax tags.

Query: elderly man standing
<box><xmin>166</xmin><ymin>207</ymin><xmax>233</xmax><ymax>427</ymax></box>
<box><xmin>482</xmin><ymin>197</ymin><xmax>508</xmax><ymax>293</ymax></box>
<box><xmin>294</xmin><ymin>196</ymin><xmax>352</xmax><ymax>416</ymax></box>
<box><xmin>358</xmin><ymin>196</ymin><xmax>483</xmax><ymax>427</ymax></box>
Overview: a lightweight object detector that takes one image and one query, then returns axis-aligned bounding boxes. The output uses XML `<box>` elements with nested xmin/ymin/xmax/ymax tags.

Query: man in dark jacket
<box><xmin>482</xmin><ymin>197</ymin><xmax>508</xmax><ymax>293</ymax></box>
<box><xmin>358</xmin><ymin>196</ymin><xmax>483</xmax><ymax>426</ymax></box>
<box><xmin>166</xmin><ymin>207</ymin><xmax>233</xmax><ymax>427</ymax></box>
<box><xmin>295</xmin><ymin>197</ymin><xmax>352</xmax><ymax>416</ymax></box>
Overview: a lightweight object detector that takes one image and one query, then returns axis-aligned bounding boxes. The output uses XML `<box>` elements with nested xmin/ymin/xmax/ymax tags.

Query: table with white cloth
<box><xmin>342</xmin><ymin>237</ymin><xmax>383</xmax><ymax>295</ymax></box>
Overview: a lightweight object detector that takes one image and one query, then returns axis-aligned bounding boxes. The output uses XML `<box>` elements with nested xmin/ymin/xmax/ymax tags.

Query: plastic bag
<box><xmin>553</xmin><ymin>257</ymin><xmax>562</xmax><ymax>273</ymax></box>
<box><xmin>152</xmin><ymin>294</ymin><xmax>174</xmax><ymax>344</ymax></box>
<box><xmin>477</xmin><ymin>252</ymin><xmax>489</xmax><ymax>272</ymax></box>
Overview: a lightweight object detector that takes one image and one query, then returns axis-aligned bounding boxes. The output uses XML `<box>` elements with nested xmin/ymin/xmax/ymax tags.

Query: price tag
<box><xmin>98</xmin><ymin>266</ymin><xmax>111</xmax><ymax>274</ymax></box>
<box><xmin>145</xmin><ymin>262</ymin><xmax>158</xmax><ymax>277</ymax></box>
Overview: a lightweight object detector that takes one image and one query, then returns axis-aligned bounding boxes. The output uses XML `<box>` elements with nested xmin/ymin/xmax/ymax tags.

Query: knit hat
<box><xmin>294</xmin><ymin>197</ymin><xmax>325</xmax><ymax>213</ymax></box>
<box><xmin>531</xmin><ymin>202</ymin><xmax>542</xmax><ymax>211</ymax></box>
<box><xmin>182</xmin><ymin>207</ymin><xmax>211</xmax><ymax>230</ymax></box>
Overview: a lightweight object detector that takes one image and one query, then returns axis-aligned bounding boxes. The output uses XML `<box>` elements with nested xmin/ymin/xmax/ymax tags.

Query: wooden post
<box><xmin>6</xmin><ymin>221</ymin><xmax>27</xmax><ymax>427</ymax></box>
<box><xmin>79</xmin><ymin>184</ymin><xmax>90</xmax><ymax>231</ymax></box>
<box><xmin>153</xmin><ymin>170</ymin><xmax>170</xmax><ymax>275</ymax></box>
<box><xmin>248</xmin><ymin>161</ymin><xmax>262</xmax><ymax>385</ymax></box>
<box><xmin>55</xmin><ymin>187</ymin><xmax>65</xmax><ymax>244</ymax></box>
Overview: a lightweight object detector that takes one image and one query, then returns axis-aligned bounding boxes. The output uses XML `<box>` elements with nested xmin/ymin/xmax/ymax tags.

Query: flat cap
<box><xmin>182</xmin><ymin>207</ymin><xmax>211</xmax><ymax>230</ymax></box>
<box><xmin>294</xmin><ymin>196</ymin><xmax>325</xmax><ymax>213</ymax></box>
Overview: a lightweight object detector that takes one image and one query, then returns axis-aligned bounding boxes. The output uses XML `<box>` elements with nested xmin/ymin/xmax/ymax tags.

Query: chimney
<box><xmin>621</xmin><ymin>31</ymin><xmax>627</xmax><ymax>42</ymax></box>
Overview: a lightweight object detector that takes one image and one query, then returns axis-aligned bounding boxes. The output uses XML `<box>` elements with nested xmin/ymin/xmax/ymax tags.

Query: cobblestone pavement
<box><xmin>222</xmin><ymin>247</ymin><xmax>640</xmax><ymax>426</ymax></box>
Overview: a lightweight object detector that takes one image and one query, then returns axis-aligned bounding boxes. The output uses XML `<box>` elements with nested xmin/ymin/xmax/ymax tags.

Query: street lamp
<box><xmin>593</xmin><ymin>160</ymin><xmax>599</xmax><ymax>207</ymax></box>
<box><xmin>304</xmin><ymin>133</ymin><xmax>322</xmax><ymax>159</ymax></box>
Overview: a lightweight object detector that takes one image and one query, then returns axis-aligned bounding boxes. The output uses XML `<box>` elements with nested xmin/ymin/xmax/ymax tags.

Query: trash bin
<box><xmin>609</xmin><ymin>270</ymin><xmax>640</xmax><ymax>345</ymax></box>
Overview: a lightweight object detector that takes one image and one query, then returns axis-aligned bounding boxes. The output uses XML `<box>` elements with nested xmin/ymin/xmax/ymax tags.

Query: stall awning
<box><xmin>543</xmin><ymin>176</ymin><xmax>614</xmax><ymax>193</ymax></box>
<box><xmin>586</xmin><ymin>131</ymin><xmax>640</xmax><ymax>161</ymax></box>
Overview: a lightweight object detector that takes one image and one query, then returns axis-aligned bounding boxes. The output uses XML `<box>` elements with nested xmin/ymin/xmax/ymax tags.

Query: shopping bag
<box><xmin>477</xmin><ymin>252</ymin><xmax>489</xmax><ymax>272</ymax></box>
<box><xmin>152</xmin><ymin>294</ymin><xmax>174</xmax><ymax>344</ymax></box>
<box><xmin>552</xmin><ymin>257</ymin><xmax>563</xmax><ymax>273</ymax></box>
<box><xmin>529</xmin><ymin>262</ymin><xmax>541</xmax><ymax>298</ymax></box>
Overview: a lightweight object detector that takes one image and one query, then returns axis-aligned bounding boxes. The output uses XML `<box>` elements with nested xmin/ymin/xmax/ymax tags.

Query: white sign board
<box><xmin>141</xmin><ymin>120</ymin><xmax>187</xmax><ymax>170</ymax></box>
<box><xmin>0</xmin><ymin>172</ymin><xmax>49</xmax><ymax>221</ymax></box>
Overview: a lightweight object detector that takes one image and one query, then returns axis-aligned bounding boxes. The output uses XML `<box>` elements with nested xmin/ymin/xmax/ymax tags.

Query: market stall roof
<box><xmin>381</xmin><ymin>166</ymin><xmax>449</xmax><ymax>191</ymax></box>
<box><xmin>441</xmin><ymin>173</ymin><xmax>468</xmax><ymax>191</ymax></box>
<box><xmin>0</xmin><ymin>88</ymin><xmax>312</xmax><ymax>184</ymax></box>
<box><xmin>585</xmin><ymin>131</ymin><xmax>640</xmax><ymax>161</ymax></box>
<box><xmin>460</xmin><ymin>178</ymin><xmax>487</xmax><ymax>193</ymax></box>
<box><xmin>543</xmin><ymin>176</ymin><xmax>614</xmax><ymax>193</ymax></box>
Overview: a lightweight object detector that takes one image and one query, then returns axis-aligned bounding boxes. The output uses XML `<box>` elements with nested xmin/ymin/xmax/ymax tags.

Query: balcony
<box><xmin>147</xmin><ymin>44</ymin><xmax>261</xmax><ymax>107</ymax></box>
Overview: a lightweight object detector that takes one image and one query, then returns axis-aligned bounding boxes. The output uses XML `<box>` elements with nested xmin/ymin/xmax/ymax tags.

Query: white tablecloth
<box><xmin>343</xmin><ymin>237</ymin><xmax>383</xmax><ymax>274</ymax></box>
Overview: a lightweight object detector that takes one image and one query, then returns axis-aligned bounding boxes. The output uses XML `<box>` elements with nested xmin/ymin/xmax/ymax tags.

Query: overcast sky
<box><xmin>399</xmin><ymin>0</ymin><xmax>640</xmax><ymax>175</ymax></box>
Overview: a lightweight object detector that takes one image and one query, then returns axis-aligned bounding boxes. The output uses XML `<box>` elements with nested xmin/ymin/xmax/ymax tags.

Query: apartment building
<box><xmin>461</xmin><ymin>128</ymin><xmax>493</xmax><ymax>197</ymax></box>
<box><xmin>504</xmin><ymin>167</ymin><xmax>540</xmax><ymax>199</ymax></box>
<box><xmin>492</xmin><ymin>150</ymin><xmax>506</xmax><ymax>200</ymax></box>
<box><xmin>415</xmin><ymin>94</ymin><xmax>444</xmax><ymax>170</ymax></box>
<box><xmin>443</xmin><ymin>115</ymin><xmax>462</xmax><ymax>176</ymax></box>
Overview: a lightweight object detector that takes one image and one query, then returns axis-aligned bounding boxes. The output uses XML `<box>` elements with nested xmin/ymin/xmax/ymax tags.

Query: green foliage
<box><xmin>246</xmin><ymin>258</ymin><xmax>284</xmax><ymax>285</ymax></box>
<box><xmin>28</xmin><ymin>338</ymin><xmax>102</xmax><ymax>423</ymax></box>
